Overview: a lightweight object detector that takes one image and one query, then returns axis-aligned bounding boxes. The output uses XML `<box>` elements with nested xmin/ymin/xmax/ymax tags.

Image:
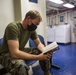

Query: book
<box><xmin>43</xmin><ymin>41</ymin><xmax>59</xmax><ymax>54</ymax></box>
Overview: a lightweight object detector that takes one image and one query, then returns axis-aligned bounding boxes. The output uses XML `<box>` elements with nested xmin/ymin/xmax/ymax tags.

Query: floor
<box><xmin>0</xmin><ymin>43</ymin><xmax>76</xmax><ymax>75</ymax></box>
<box><xmin>33</xmin><ymin>43</ymin><xmax>76</xmax><ymax>75</ymax></box>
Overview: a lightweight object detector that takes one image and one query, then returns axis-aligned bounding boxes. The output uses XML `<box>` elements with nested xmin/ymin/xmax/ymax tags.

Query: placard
<box><xmin>29</xmin><ymin>0</ymin><xmax>38</xmax><ymax>3</ymax></box>
<box><xmin>60</xmin><ymin>16</ymin><xmax>64</xmax><ymax>22</ymax></box>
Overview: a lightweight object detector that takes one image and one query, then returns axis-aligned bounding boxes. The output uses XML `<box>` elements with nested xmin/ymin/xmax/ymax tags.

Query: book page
<box><xmin>43</xmin><ymin>41</ymin><xmax>59</xmax><ymax>54</ymax></box>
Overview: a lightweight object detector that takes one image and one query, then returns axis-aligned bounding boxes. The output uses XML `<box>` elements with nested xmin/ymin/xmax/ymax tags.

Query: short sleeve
<box><xmin>5</xmin><ymin>23</ymin><xmax>19</xmax><ymax>40</ymax></box>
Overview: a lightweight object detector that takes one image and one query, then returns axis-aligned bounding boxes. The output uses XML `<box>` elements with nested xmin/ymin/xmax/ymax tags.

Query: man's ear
<box><xmin>27</xmin><ymin>16</ymin><xmax>31</xmax><ymax>22</ymax></box>
<box><xmin>27</xmin><ymin>16</ymin><xmax>32</xmax><ymax>25</ymax></box>
<box><xmin>27</xmin><ymin>16</ymin><xmax>31</xmax><ymax>19</ymax></box>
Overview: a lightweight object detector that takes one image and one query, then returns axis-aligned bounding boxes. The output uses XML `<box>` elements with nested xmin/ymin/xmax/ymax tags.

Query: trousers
<box><xmin>0</xmin><ymin>47</ymin><xmax>51</xmax><ymax>75</ymax></box>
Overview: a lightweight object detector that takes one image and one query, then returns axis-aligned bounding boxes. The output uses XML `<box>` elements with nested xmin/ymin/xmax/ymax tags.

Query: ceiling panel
<box><xmin>46</xmin><ymin>0</ymin><xmax>76</xmax><ymax>15</ymax></box>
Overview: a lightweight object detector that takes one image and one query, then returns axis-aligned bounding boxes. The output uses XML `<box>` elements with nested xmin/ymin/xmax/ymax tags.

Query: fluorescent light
<box><xmin>49</xmin><ymin>0</ymin><xmax>63</xmax><ymax>4</ymax></box>
<box><xmin>63</xmin><ymin>3</ymin><xmax>75</xmax><ymax>8</ymax></box>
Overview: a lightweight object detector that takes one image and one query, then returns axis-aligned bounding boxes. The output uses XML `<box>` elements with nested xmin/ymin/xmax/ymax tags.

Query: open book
<box><xmin>43</xmin><ymin>41</ymin><xmax>59</xmax><ymax>54</ymax></box>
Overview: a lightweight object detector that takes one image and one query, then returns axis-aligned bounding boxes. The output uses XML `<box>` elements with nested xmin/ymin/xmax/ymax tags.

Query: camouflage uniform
<box><xmin>0</xmin><ymin>48</ymin><xmax>51</xmax><ymax>75</ymax></box>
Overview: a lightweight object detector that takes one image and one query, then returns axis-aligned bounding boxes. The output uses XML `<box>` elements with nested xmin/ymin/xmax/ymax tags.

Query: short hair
<box><xmin>25</xmin><ymin>10</ymin><xmax>42</xmax><ymax>22</ymax></box>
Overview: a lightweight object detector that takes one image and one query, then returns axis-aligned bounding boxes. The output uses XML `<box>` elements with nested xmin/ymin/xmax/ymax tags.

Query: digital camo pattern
<box><xmin>0</xmin><ymin>48</ymin><xmax>51</xmax><ymax>75</ymax></box>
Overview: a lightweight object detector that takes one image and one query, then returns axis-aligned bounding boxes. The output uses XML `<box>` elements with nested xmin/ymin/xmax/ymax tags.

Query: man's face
<box><xmin>32</xmin><ymin>18</ymin><xmax>40</xmax><ymax>26</ymax></box>
<box><xmin>27</xmin><ymin>17</ymin><xmax>40</xmax><ymax>31</ymax></box>
<box><xmin>28</xmin><ymin>17</ymin><xmax>40</xmax><ymax>26</ymax></box>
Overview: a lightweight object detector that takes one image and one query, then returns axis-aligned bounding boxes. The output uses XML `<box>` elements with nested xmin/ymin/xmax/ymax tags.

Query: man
<box><xmin>0</xmin><ymin>10</ymin><xmax>52</xmax><ymax>75</ymax></box>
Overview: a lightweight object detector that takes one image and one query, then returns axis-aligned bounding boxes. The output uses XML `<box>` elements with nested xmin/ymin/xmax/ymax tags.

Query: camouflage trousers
<box><xmin>0</xmin><ymin>47</ymin><xmax>51</xmax><ymax>75</ymax></box>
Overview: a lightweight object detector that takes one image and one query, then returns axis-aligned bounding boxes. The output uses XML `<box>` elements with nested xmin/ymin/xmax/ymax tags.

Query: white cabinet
<box><xmin>46</xmin><ymin>26</ymin><xmax>55</xmax><ymax>42</ymax></box>
<box><xmin>55</xmin><ymin>25</ymin><xmax>70</xmax><ymax>43</ymax></box>
<box><xmin>46</xmin><ymin>25</ymin><xmax>70</xmax><ymax>43</ymax></box>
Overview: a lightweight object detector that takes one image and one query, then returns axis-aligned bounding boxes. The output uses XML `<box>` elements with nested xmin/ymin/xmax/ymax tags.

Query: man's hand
<box><xmin>38</xmin><ymin>52</ymin><xmax>53</xmax><ymax>60</ymax></box>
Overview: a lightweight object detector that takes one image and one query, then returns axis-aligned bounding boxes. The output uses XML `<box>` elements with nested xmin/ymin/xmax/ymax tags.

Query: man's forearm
<box><xmin>11</xmin><ymin>50</ymin><xmax>40</xmax><ymax>60</ymax></box>
<box><xmin>37</xmin><ymin>42</ymin><xmax>44</xmax><ymax>52</ymax></box>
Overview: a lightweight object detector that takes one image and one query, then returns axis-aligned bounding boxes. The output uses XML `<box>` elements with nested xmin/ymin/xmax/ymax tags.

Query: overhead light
<box><xmin>63</xmin><ymin>3</ymin><xmax>75</xmax><ymax>8</ymax></box>
<box><xmin>49</xmin><ymin>0</ymin><xmax>63</xmax><ymax>4</ymax></box>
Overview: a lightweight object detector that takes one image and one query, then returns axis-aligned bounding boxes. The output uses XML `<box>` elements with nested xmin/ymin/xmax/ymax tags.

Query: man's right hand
<box><xmin>38</xmin><ymin>53</ymin><xmax>52</xmax><ymax>60</ymax></box>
